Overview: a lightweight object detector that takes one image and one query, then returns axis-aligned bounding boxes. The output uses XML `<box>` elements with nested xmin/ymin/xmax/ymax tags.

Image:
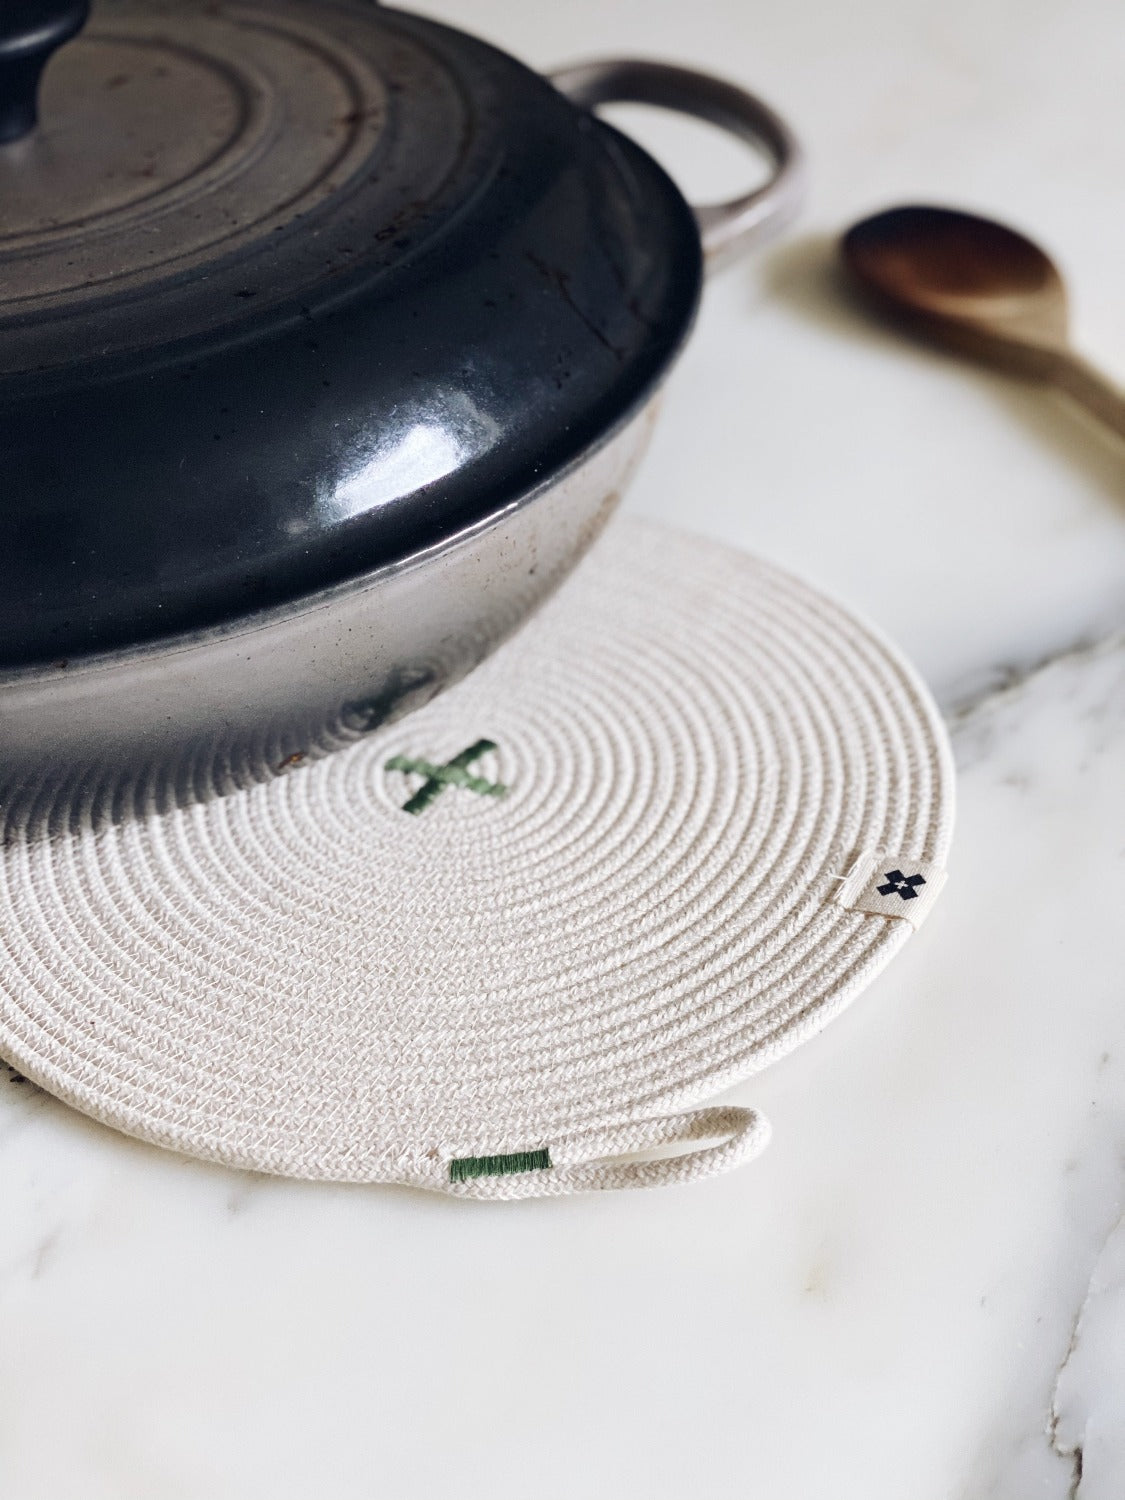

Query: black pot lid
<box><xmin>0</xmin><ymin>0</ymin><xmax>704</xmax><ymax>666</ymax></box>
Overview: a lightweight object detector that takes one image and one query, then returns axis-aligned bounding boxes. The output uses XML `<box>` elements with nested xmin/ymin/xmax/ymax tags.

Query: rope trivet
<box><xmin>0</xmin><ymin>519</ymin><xmax>954</xmax><ymax>1197</ymax></box>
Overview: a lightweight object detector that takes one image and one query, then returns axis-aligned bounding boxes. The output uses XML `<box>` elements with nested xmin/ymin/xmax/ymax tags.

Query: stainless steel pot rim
<box><xmin>0</xmin><ymin>390</ymin><xmax>662</xmax><ymax>688</ymax></box>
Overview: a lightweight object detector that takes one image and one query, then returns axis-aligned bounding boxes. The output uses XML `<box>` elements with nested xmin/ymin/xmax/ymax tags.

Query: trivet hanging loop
<box><xmin>446</xmin><ymin>1106</ymin><xmax>771</xmax><ymax>1199</ymax></box>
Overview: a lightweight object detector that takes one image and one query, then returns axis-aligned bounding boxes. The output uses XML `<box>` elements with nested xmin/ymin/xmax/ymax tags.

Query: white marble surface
<box><xmin>3</xmin><ymin>0</ymin><xmax>1124</xmax><ymax>1495</ymax></box>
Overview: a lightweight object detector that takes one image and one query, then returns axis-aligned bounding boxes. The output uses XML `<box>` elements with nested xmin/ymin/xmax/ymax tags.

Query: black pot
<box><xmin>0</xmin><ymin>0</ymin><xmax>802</xmax><ymax>812</ymax></box>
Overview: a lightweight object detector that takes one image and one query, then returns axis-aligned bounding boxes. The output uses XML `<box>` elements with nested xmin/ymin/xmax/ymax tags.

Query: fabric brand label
<box><xmin>833</xmin><ymin>850</ymin><xmax>947</xmax><ymax>931</ymax></box>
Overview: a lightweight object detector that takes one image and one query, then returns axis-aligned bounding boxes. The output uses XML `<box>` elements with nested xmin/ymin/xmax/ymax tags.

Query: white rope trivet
<box><xmin>0</xmin><ymin>519</ymin><xmax>954</xmax><ymax>1197</ymax></box>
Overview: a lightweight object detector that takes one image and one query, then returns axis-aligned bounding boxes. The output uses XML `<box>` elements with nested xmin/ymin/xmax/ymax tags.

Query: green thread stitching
<box><xmin>385</xmin><ymin>738</ymin><xmax>507</xmax><ymax>815</ymax></box>
<box><xmin>449</xmin><ymin>1149</ymin><xmax>552</xmax><ymax>1182</ymax></box>
<box><xmin>384</xmin><ymin>757</ymin><xmax>505</xmax><ymax>798</ymax></box>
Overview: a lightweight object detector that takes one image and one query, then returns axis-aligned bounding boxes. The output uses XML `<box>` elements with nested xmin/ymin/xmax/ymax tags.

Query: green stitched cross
<box><xmin>385</xmin><ymin>738</ymin><xmax>507</xmax><ymax>815</ymax></box>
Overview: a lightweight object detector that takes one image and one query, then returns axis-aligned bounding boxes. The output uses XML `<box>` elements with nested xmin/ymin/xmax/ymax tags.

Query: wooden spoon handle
<box><xmin>1052</xmin><ymin>351</ymin><xmax>1125</xmax><ymax>443</ymax></box>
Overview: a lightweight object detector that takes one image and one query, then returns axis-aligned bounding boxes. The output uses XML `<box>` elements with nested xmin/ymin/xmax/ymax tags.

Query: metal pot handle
<box><xmin>549</xmin><ymin>59</ymin><xmax>805</xmax><ymax>272</ymax></box>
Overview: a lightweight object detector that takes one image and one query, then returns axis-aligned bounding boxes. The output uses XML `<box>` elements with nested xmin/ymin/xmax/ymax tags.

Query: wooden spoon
<box><xmin>841</xmin><ymin>205</ymin><xmax>1125</xmax><ymax>443</ymax></box>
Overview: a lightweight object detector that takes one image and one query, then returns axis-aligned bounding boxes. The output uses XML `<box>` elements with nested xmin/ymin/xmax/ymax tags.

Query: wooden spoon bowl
<box><xmin>842</xmin><ymin>205</ymin><xmax>1125</xmax><ymax>441</ymax></box>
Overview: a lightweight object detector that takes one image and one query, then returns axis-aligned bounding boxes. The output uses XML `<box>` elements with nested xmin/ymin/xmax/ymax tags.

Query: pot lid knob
<box><xmin>0</xmin><ymin>0</ymin><xmax>89</xmax><ymax>143</ymax></box>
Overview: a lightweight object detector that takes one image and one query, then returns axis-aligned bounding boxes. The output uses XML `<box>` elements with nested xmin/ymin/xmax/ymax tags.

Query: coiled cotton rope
<box><xmin>0</xmin><ymin>519</ymin><xmax>954</xmax><ymax>1196</ymax></box>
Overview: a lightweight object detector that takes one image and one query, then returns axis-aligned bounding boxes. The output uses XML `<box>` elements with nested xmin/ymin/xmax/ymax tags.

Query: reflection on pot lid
<box><xmin>0</xmin><ymin>0</ymin><xmax>702</xmax><ymax>666</ymax></box>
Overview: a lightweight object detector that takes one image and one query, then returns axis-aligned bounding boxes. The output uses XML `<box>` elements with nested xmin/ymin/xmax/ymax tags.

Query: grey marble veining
<box><xmin>2</xmin><ymin>552</ymin><xmax>1122</xmax><ymax>1500</ymax></box>
<box><xmin>3</xmin><ymin>0</ymin><xmax>1124</xmax><ymax>1492</ymax></box>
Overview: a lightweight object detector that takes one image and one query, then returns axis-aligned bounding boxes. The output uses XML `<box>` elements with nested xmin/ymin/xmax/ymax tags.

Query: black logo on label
<box><xmin>876</xmin><ymin>869</ymin><xmax>927</xmax><ymax>901</ymax></box>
